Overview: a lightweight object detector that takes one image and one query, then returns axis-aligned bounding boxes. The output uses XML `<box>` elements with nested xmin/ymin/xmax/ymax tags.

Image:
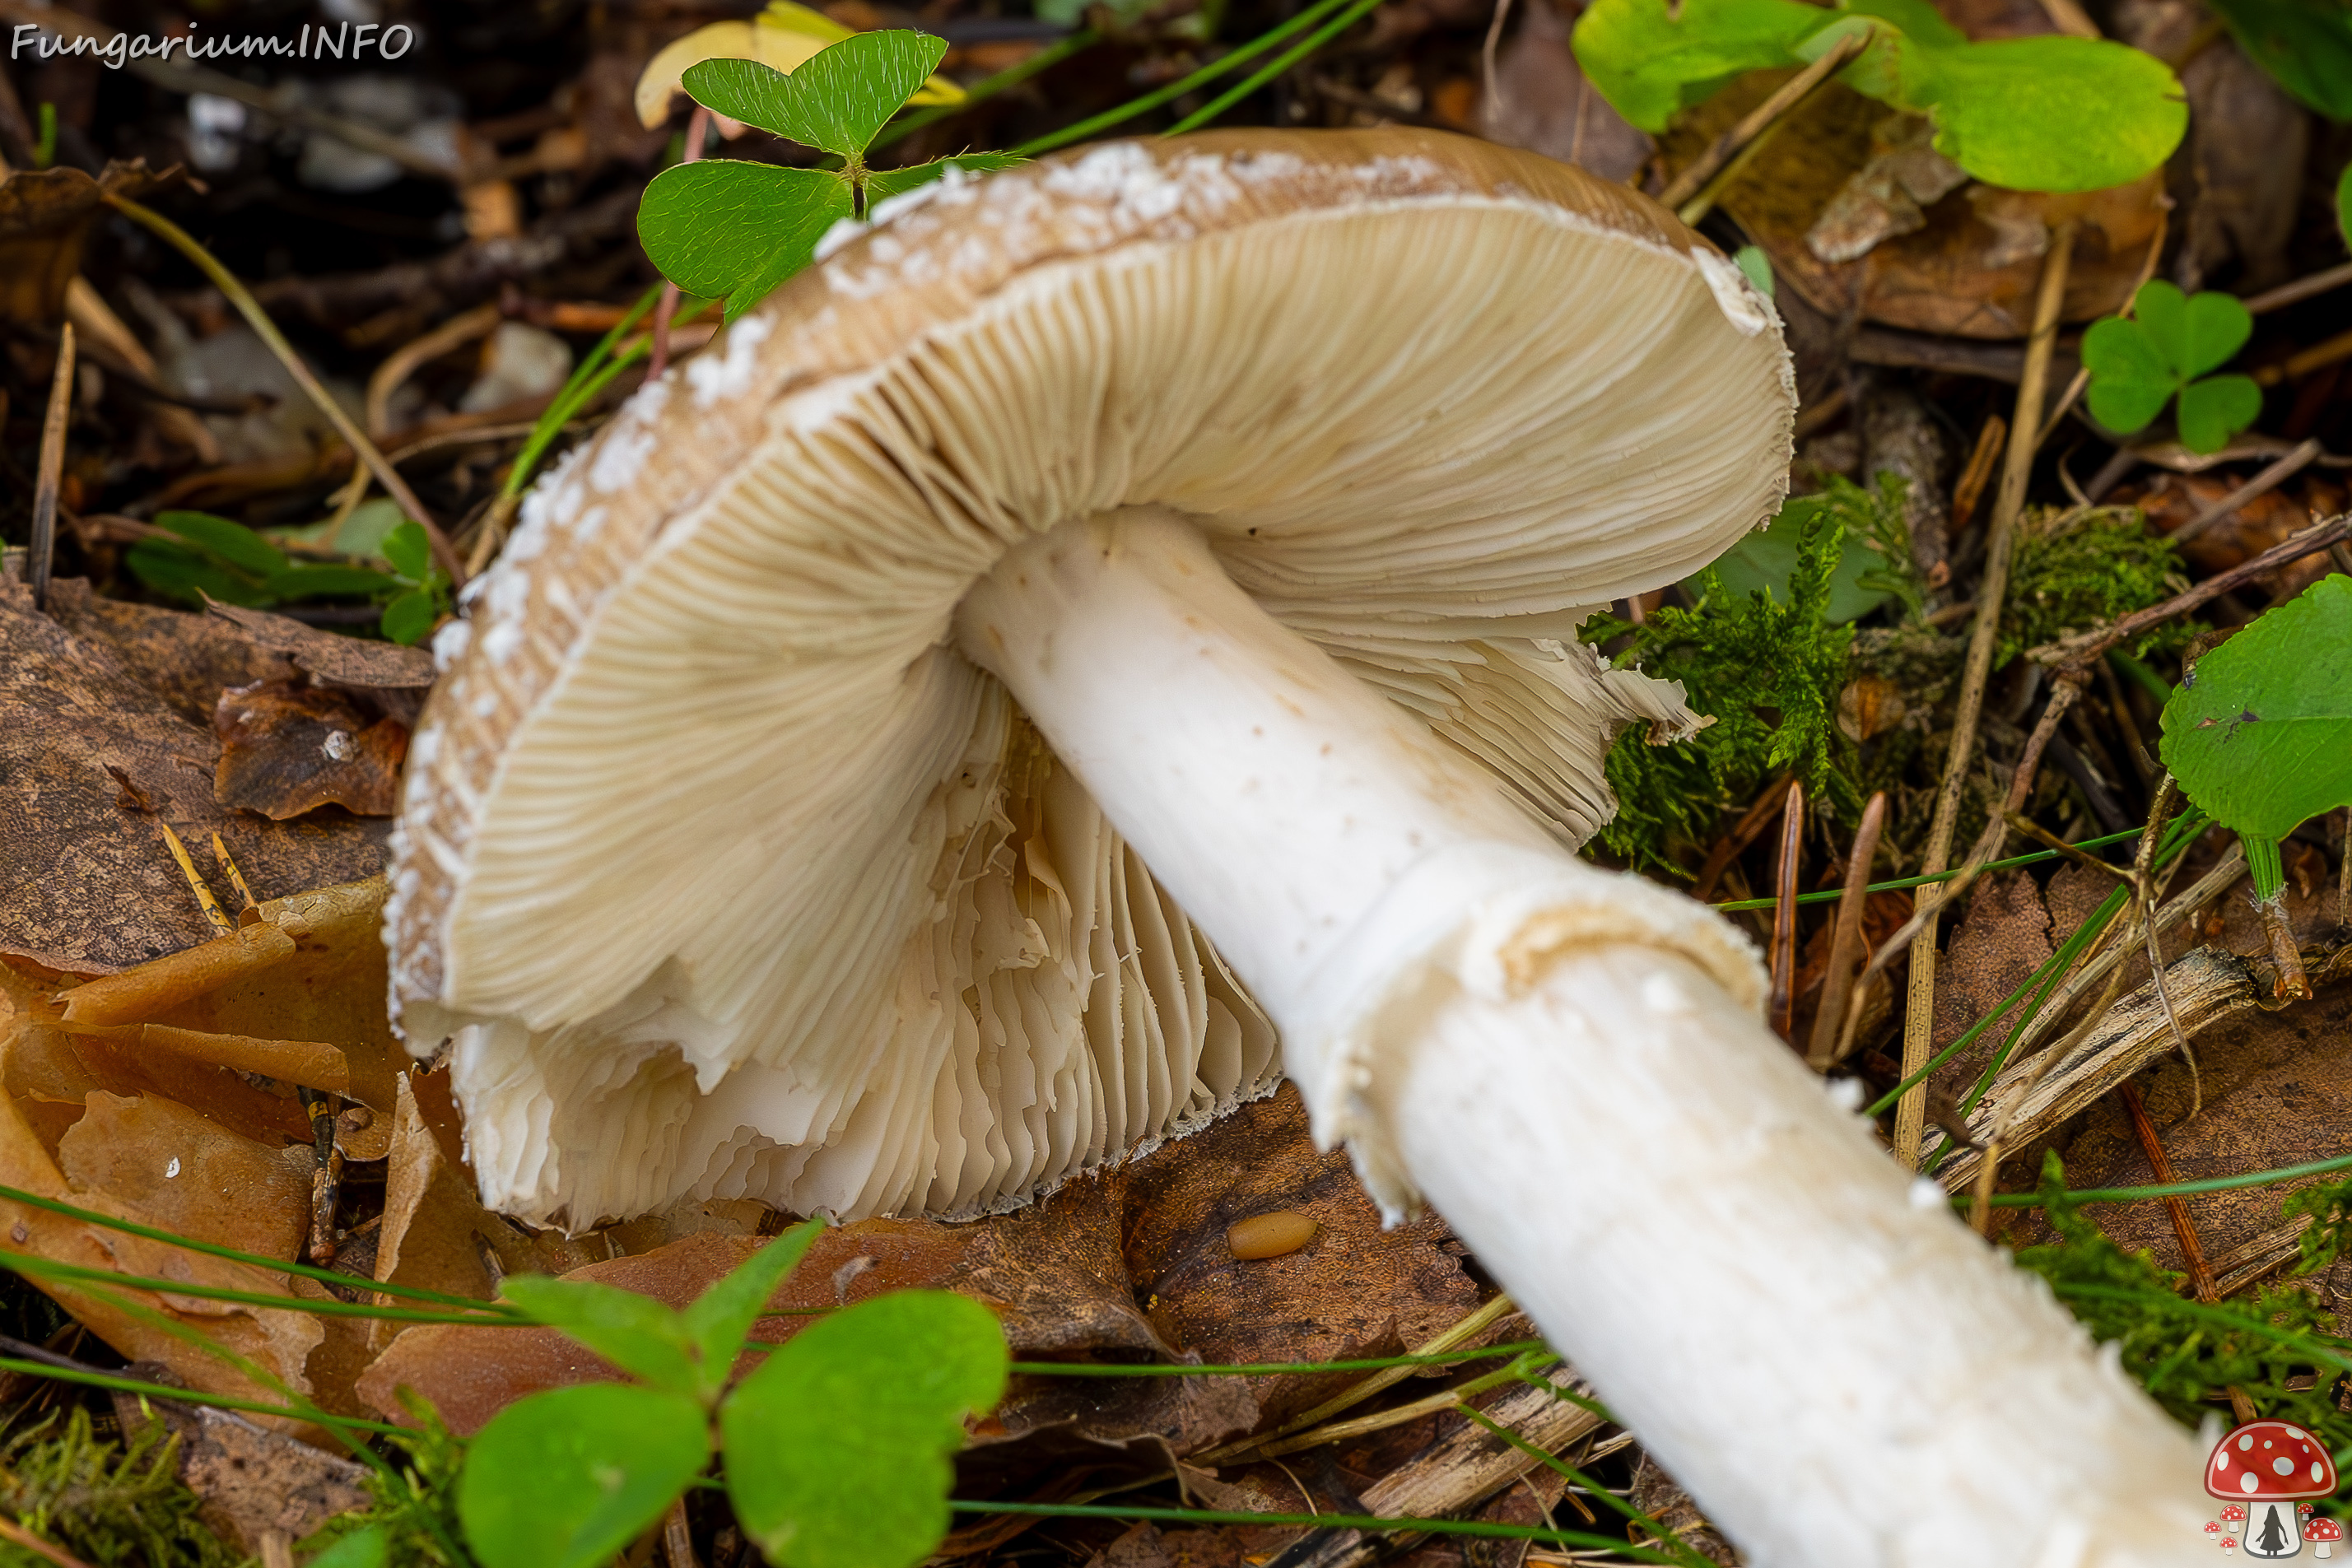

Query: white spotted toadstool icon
<box><xmin>2226</xmin><ymin>1505</ymin><xmax>2251</xmax><ymax>1533</ymax></box>
<box><xmin>2308</xmin><ymin>1518</ymin><xmax>2343</xmax><ymax>1559</ymax></box>
<box><xmin>392</xmin><ymin>128</ymin><xmax>2222</xmax><ymax>1566</ymax></box>
<box><xmin>2210</xmin><ymin>1421</ymin><xmax>2338</xmax><ymax>1558</ymax></box>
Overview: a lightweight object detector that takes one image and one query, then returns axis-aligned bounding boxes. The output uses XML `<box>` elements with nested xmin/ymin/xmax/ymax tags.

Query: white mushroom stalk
<box><xmin>389</xmin><ymin>129</ymin><xmax>2219</xmax><ymax>1566</ymax></box>
<box><xmin>959</xmin><ymin>508</ymin><xmax>2212</xmax><ymax>1568</ymax></box>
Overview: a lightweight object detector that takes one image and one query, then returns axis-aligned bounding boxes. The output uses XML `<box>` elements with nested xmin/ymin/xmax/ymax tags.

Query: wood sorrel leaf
<box><xmin>678</xmin><ymin>1219</ymin><xmax>823</xmax><ymax>1403</ymax></box>
<box><xmin>1891</xmin><ymin>35</ymin><xmax>2186</xmax><ymax>193</ymax></box>
<box><xmin>2135</xmin><ymin>281</ymin><xmax>2253</xmax><ymax>381</ymax></box>
<box><xmin>459</xmin><ymin>1384</ymin><xmax>709</xmax><ymax>1568</ymax></box>
<box><xmin>498</xmin><ymin>1274</ymin><xmax>699</xmax><ymax>1397</ymax></box>
<box><xmin>636</xmin><ymin>160</ymin><xmax>853</xmax><ymax>316</ymax></box>
<box><xmin>2081</xmin><ymin>314</ymin><xmax>2180</xmax><ymax>435</ymax></box>
<box><xmin>864</xmin><ymin>151</ymin><xmax>1027</xmax><ymax>206</ymax></box>
<box><xmin>2173</xmin><ymin>374</ymin><xmax>2263</xmax><ymax>455</ymax></box>
<box><xmin>382</xmin><ymin>519</ymin><xmax>434</xmax><ymax>582</ymax></box>
<box><xmin>155</xmin><ymin>511</ymin><xmax>289</xmax><ymax>576</ymax></box>
<box><xmin>682</xmin><ymin>30</ymin><xmax>949</xmax><ymax>159</ymax></box>
<box><xmin>720</xmin><ymin>1290</ymin><xmax>1007</xmax><ymax>1568</ymax></box>
<box><xmin>2161</xmin><ymin>575</ymin><xmax>2352</xmax><ymax>900</ymax></box>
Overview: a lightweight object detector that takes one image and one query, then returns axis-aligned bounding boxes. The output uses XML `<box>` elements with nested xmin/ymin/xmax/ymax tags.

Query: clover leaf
<box><xmin>2082</xmin><ymin>281</ymin><xmax>2263</xmax><ymax>454</ymax></box>
<box><xmin>459</xmin><ymin>1384</ymin><xmax>710</xmax><ymax>1568</ymax></box>
<box><xmin>720</xmin><ymin>1290</ymin><xmax>1008</xmax><ymax>1568</ymax></box>
<box><xmin>2160</xmin><ymin>575</ymin><xmax>2352</xmax><ymax>901</ymax></box>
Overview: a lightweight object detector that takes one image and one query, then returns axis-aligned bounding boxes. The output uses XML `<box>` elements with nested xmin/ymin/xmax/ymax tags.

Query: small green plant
<box><xmin>1584</xmin><ymin>490</ymin><xmax>1869</xmax><ymax>870</ymax></box>
<box><xmin>1571</xmin><ymin>0</ymin><xmax>2186</xmax><ymax>193</ymax></box>
<box><xmin>636</xmin><ymin>30</ymin><xmax>1022</xmax><ymax>319</ymax></box>
<box><xmin>128</xmin><ymin>511</ymin><xmax>401</xmax><ymax>612</ymax></box>
<box><xmin>2159</xmin><ymin>574</ymin><xmax>2352</xmax><ymax>908</ymax></box>
<box><xmin>2015</xmin><ymin>1153</ymin><xmax>2352</xmax><ymax>1472</ymax></box>
<box><xmin>2201</xmin><ymin>0</ymin><xmax>2352</xmax><ymax>119</ymax></box>
<box><xmin>0</xmin><ymin>1408</ymin><xmax>239</xmax><ymax>1568</ymax></box>
<box><xmin>1709</xmin><ymin>473</ymin><xmax>1921</xmax><ymax>626</ymax></box>
<box><xmin>449</xmin><ymin>1222</ymin><xmax>1007</xmax><ymax>1568</ymax></box>
<box><xmin>126</xmin><ymin>509</ymin><xmax>446</xmax><ymax>645</ymax></box>
<box><xmin>2082</xmin><ymin>281</ymin><xmax>2264</xmax><ymax>455</ymax></box>
<box><xmin>377</xmin><ymin>521</ymin><xmax>451</xmax><ymax>646</ymax></box>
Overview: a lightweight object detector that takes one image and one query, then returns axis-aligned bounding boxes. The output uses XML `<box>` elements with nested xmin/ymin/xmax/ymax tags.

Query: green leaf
<box><xmin>864</xmin><ymin>151</ymin><xmax>1027</xmax><ymax>204</ymax></box>
<box><xmin>1891</xmin><ymin>36</ymin><xmax>2187</xmax><ymax>192</ymax></box>
<box><xmin>155</xmin><ymin>510</ymin><xmax>288</xmax><ymax>576</ymax></box>
<box><xmin>306</xmin><ymin>1528</ymin><xmax>389</xmax><ymax>1568</ymax></box>
<box><xmin>2173</xmin><ymin>373</ymin><xmax>2263</xmax><ymax>454</ymax></box>
<box><xmin>637</xmin><ymin>160</ymin><xmax>855</xmax><ymax>314</ymax></box>
<box><xmin>682</xmin><ymin>31</ymin><xmax>949</xmax><ymax>159</ymax></box>
<box><xmin>381</xmin><ymin>519</ymin><xmax>434</xmax><ymax>582</ymax></box>
<box><xmin>1570</xmin><ymin>0</ymin><xmax>1829</xmax><ymax>132</ymax></box>
<box><xmin>1732</xmin><ymin>243</ymin><xmax>1775</xmax><ymax>298</ymax></box>
<box><xmin>2160</xmin><ymin>575</ymin><xmax>2352</xmax><ymax>897</ymax></box>
<box><xmin>260</xmin><ymin>565</ymin><xmax>403</xmax><ymax>601</ymax></box>
<box><xmin>460</xmin><ymin>1384</ymin><xmax>709</xmax><ymax>1568</ymax></box>
<box><xmin>498</xmin><ymin>1276</ymin><xmax>700</xmax><ymax>1398</ymax></box>
<box><xmin>2203</xmin><ymin>0</ymin><xmax>2352</xmax><ymax>118</ymax></box>
<box><xmin>1837</xmin><ymin>0</ymin><xmax>1964</xmax><ymax>49</ymax></box>
<box><xmin>678</xmin><ymin>1221</ymin><xmax>824</xmax><ymax>1403</ymax></box>
<box><xmin>2339</xmin><ymin>161</ymin><xmax>2351</xmax><ymax>249</ymax></box>
<box><xmin>1701</xmin><ymin>487</ymin><xmax>1889</xmax><ymax>625</ymax></box>
<box><xmin>2080</xmin><ymin>316</ymin><xmax>2179</xmax><ymax>435</ymax></box>
<box><xmin>720</xmin><ymin>1291</ymin><xmax>1007</xmax><ymax>1568</ymax></box>
<box><xmin>380</xmin><ymin>588</ymin><xmax>437</xmax><ymax>646</ymax></box>
<box><xmin>2133</xmin><ymin>281</ymin><xmax>2252</xmax><ymax>379</ymax></box>
<box><xmin>125</xmin><ymin>538</ymin><xmax>256</xmax><ymax>607</ymax></box>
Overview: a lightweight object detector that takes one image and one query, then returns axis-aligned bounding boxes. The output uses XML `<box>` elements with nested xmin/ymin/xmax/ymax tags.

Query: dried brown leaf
<box><xmin>213</xmin><ymin>679</ymin><xmax>407</xmax><ymax>820</ymax></box>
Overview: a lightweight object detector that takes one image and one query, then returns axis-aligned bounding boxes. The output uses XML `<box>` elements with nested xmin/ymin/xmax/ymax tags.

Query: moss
<box><xmin>1583</xmin><ymin>489</ymin><xmax>1870</xmax><ymax>873</ymax></box>
<box><xmin>298</xmin><ymin>1395</ymin><xmax>468</xmax><ymax>1568</ymax></box>
<box><xmin>2000</xmin><ymin>505</ymin><xmax>2193</xmax><ymax>668</ymax></box>
<box><xmin>0</xmin><ymin>1409</ymin><xmax>240</xmax><ymax>1568</ymax></box>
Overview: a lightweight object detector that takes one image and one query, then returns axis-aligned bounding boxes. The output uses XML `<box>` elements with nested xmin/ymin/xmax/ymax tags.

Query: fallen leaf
<box><xmin>57</xmin><ymin>1090</ymin><xmax>312</xmax><ymax>1261</ymax></box>
<box><xmin>213</xmin><ymin>679</ymin><xmax>408</xmax><ymax>820</ymax></box>
<box><xmin>1479</xmin><ymin>0</ymin><xmax>1651</xmax><ymax>182</ymax></box>
<box><xmin>0</xmin><ymin>583</ymin><xmax>387</xmax><ymax>975</ymax></box>
<box><xmin>43</xmin><ymin>579</ymin><xmax>296</xmax><ymax>729</ymax></box>
<box><xmin>204</xmin><ymin>599</ymin><xmax>435</xmax><ymax>693</ymax></box>
<box><xmin>116</xmin><ymin>1391</ymin><xmax>370</xmax><ymax>1555</ymax></box>
<box><xmin>0</xmin><ymin>161</ymin><xmax>171</xmax><ymax>327</ymax></box>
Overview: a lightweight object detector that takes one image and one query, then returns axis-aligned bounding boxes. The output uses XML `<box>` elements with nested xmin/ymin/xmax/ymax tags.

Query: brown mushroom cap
<box><xmin>388</xmin><ymin>128</ymin><xmax>1795</xmax><ymax>1228</ymax></box>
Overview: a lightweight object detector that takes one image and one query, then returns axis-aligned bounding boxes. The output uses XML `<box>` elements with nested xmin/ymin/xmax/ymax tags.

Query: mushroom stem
<box><xmin>957</xmin><ymin>509</ymin><xmax>2215</xmax><ymax>1566</ymax></box>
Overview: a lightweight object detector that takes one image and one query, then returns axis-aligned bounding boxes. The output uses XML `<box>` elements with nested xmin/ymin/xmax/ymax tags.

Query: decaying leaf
<box><xmin>0</xmin><ymin>584</ymin><xmax>387</xmax><ymax>975</ymax></box>
<box><xmin>0</xmin><ymin>161</ymin><xmax>172</xmax><ymax>327</ymax></box>
<box><xmin>57</xmin><ymin>1091</ymin><xmax>312</xmax><ymax>1262</ymax></box>
<box><xmin>113</xmin><ymin>1391</ymin><xmax>370</xmax><ymax>1556</ymax></box>
<box><xmin>213</xmin><ymin>680</ymin><xmax>408</xmax><ymax>821</ymax></box>
<box><xmin>1660</xmin><ymin>74</ymin><xmax>2164</xmax><ymax>338</ymax></box>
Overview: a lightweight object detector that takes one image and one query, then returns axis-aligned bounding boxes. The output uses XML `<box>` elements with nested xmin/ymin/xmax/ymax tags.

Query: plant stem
<box><xmin>1894</xmin><ymin>218</ymin><xmax>2077</xmax><ymax>1167</ymax></box>
<box><xmin>1011</xmin><ymin>0</ymin><xmax>1358</xmax><ymax>156</ymax></box>
<box><xmin>1163</xmin><ymin>0</ymin><xmax>1386</xmax><ymax>135</ymax></box>
<box><xmin>949</xmin><ymin>1502</ymin><xmax>1696</xmax><ymax>1560</ymax></box>
<box><xmin>1714</xmin><ymin>824</ymin><xmax>2146</xmax><ymax>911</ymax></box>
<box><xmin>1658</xmin><ymin>30</ymin><xmax>1868</xmax><ymax>220</ymax></box>
<box><xmin>1008</xmin><ymin>1342</ymin><xmax>1546</xmax><ymax>1375</ymax></box>
<box><xmin>103</xmin><ymin>194</ymin><xmax>468</xmax><ymax>589</ymax></box>
<box><xmin>1964</xmin><ymin>1150</ymin><xmax>2352</xmax><ymax>1208</ymax></box>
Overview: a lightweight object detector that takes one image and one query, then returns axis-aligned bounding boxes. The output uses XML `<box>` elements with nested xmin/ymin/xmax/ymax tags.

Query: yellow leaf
<box><xmin>636</xmin><ymin>7</ymin><xmax>963</xmax><ymax>130</ymax></box>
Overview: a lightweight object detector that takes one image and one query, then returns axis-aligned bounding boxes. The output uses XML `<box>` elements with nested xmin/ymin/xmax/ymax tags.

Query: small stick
<box><xmin>2035</xmin><ymin>203</ymin><xmax>2164</xmax><ymax>449</ymax></box>
<box><xmin>2242</xmin><ymin>258</ymin><xmax>2352</xmax><ymax>316</ymax></box>
<box><xmin>2114</xmin><ymin>1079</ymin><xmax>2256</xmax><ymax>1421</ymax></box>
<box><xmin>1768</xmin><ymin>781</ymin><xmax>1804</xmax><ymax>1041</ymax></box>
<box><xmin>101</xmin><ymin>195</ymin><xmax>467</xmax><ymax>590</ymax></box>
<box><xmin>157</xmin><ymin>822</ymin><xmax>235</xmax><ymax>938</ymax></box>
<box><xmin>663</xmin><ymin>1497</ymin><xmax>701</xmax><ymax>1568</ymax></box>
<box><xmin>2340</xmin><ymin>807</ymin><xmax>2350</xmax><ymax>935</ymax></box>
<box><xmin>2038</xmin><ymin>514</ymin><xmax>2352</xmax><ymax>672</ymax></box>
<box><xmin>1807</xmin><ymin>792</ymin><xmax>1886</xmax><ymax>1069</ymax></box>
<box><xmin>1690</xmin><ymin>774</ymin><xmax>1794</xmax><ymax>903</ymax></box>
<box><xmin>29</xmin><ymin>322</ymin><xmax>74</xmax><ymax>612</ymax></box>
<box><xmin>1480</xmin><ymin>0</ymin><xmax>1516</xmax><ymax>117</ymax></box>
<box><xmin>365</xmin><ymin>301</ymin><xmax>503</xmax><ymax>440</ymax></box>
<box><xmin>0</xmin><ymin>1517</ymin><xmax>95</xmax><ymax>1568</ymax></box>
<box><xmin>1657</xmin><ymin>30</ymin><xmax>1869</xmax><ymax>216</ymax></box>
<box><xmin>2252</xmin><ymin>326</ymin><xmax>2352</xmax><ymax>388</ymax></box>
<box><xmin>209</xmin><ymin>833</ymin><xmax>260</xmax><ymax>913</ymax></box>
<box><xmin>2168</xmin><ymin>438</ymin><xmax>2322</xmax><ymax>547</ymax></box>
<box><xmin>1897</xmin><ymin>221</ymin><xmax>2078</xmax><ymax>1167</ymax></box>
<box><xmin>1947</xmin><ymin>414</ymin><xmax>2005</xmax><ymax>537</ymax></box>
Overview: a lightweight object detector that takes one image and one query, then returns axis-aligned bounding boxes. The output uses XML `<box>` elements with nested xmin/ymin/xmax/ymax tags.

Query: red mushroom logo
<box><xmin>2308</xmin><ymin>1518</ymin><xmax>2344</xmax><ymax>1560</ymax></box>
<box><xmin>2208</xmin><ymin>1420</ymin><xmax>2339</xmax><ymax>1558</ymax></box>
<box><xmin>2227</xmin><ymin>1505</ymin><xmax>2252</xmax><ymax>1533</ymax></box>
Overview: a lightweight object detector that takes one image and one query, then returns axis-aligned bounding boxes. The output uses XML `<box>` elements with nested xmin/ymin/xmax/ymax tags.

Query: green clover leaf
<box><xmin>720</xmin><ymin>1290</ymin><xmax>1007</xmax><ymax>1568</ymax></box>
<box><xmin>636</xmin><ymin>161</ymin><xmax>854</xmax><ymax>319</ymax></box>
<box><xmin>2082</xmin><ymin>282</ymin><xmax>2263</xmax><ymax>454</ymax></box>
<box><xmin>459</xmin><ymin>1384</ymin><xmax>710</xmax><ymax>1568</ymax></box>
<box><xmin>682</xmin><ymin>31</ymin><xmax>948</xmax><ymax>161</ymax></box>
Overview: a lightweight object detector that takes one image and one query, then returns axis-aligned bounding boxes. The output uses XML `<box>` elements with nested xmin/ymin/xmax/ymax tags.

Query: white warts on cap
<box><xmin>687</xmin><ymin>314</ymin><xmax>774</xmax><ymax>407</ymax></box>
<box><xmin>1908</xmin><ymin>1176</ymin><xmax>1947</xmax><ymax>1211</ymax></box>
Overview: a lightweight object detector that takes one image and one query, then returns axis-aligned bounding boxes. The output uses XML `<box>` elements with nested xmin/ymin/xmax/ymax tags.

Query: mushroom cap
<box><xmin>2208</xmin><ymin>1422</ymin><xmax>2338</xmax><ymax>1501</ymax></box>
<box><xmin>389</xmin><ymin>128</ymin><xmax>1795</xmax><ymax>1228</ymax></box>
<box><xmin>2312</xmin><ymin>1519</ymin><xmax>2344</xmax><ymax>1541</ymax></box>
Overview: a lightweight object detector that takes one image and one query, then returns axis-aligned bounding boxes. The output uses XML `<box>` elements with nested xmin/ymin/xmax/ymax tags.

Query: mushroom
<box><xmin>2226</xmin><ymin>1505</ymin><xmax>2250</xmax><ymax>1534</ymax></box>
<box><xmin>2308</xmin><ymin>1518</ymin><xmax>2342</xmax><ymax>1558</ymax></box>
<box><xmin>2209</xmin><ymin>1421</ymin><xmax>2337</xmax><ymax>1558</ymax></box>
<box><xmin>389</xmin><ymin>129</ymin><xmax>2216</xmax><ymax>1564</ymax></box>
